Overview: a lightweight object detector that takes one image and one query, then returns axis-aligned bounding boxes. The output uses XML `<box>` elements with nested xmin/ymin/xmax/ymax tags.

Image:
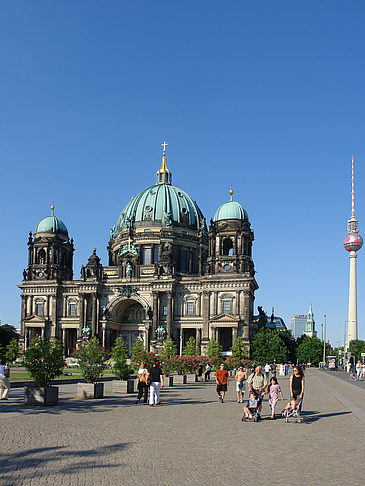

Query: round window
<box><xmin>181</xmin><ymin>208</ymin><xmax>187</xmax><ymax>214</ymax></box>
<box><xmin>223</xmin><ymin>264</ymin><xmax>231</xmax><ymax>271</ymax></box>
<box><xmin>145</xmin><ymin>205</ymin><xmax>152</xmax><ymax>212</ymax></box>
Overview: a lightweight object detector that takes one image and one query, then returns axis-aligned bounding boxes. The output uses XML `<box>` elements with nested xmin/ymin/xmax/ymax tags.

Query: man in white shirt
<box><xmin>264</xmin><ymin>363</ymin><xmax>271</xmax><ymax>382</ymax></box>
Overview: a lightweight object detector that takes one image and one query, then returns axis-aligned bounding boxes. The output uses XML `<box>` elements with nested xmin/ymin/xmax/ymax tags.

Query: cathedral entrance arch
<box><xmin>108</xmin><ymin>298</ymin><xmax>147</xmax><ymax>355</ymax></box>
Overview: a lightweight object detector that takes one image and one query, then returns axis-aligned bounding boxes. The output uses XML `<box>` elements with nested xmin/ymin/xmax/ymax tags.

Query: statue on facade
<box><xmin>82</xmin><ymin>324</ymin><xmax>91</xmax><ymax>339</ymax></box>
<box><xmin>101</xmin><ymin>306</ymin><xmax>109</xmax><ymax>318</ymax></box>
<box><xmin>199</xmin><ymin>217</ymin><xmax>207</xmax><ymax>232</ymax></box>
<box><xmin>23</xmin><ymin>269</ymin><xmax>28</xmax><ymax>281</ymax></box>
<box><xmin>145</xmin><ymin>305</ymin><xmax>153</xmax><ymax>320</ymax></box>
<box><xmin>80</xmin><ymin>265</ymin><xmax>86</xmax><ymax>281</ymax></box>
<box><xmin>109</xmin><ymin>225</ymin><xmax>116</xmax><ymax>239</ymax></box>
<box><xmin>156</xmin><ymin>326</ymin><xmax>166</xmax><ymax>342</ymax></box>
<box><xmin>125</xmin><ymin>261</ymin><xmax>133</xmax><ymax>278</ymax></box>
<box><xmin>162</xmin><ymin>211</ymin><xmax>172</xmax><ymax>226</ymax></box>
<box><xmin>257</xmin><ymin>306</ymin><xmax>267</xmax><ymax>330</ymax></box>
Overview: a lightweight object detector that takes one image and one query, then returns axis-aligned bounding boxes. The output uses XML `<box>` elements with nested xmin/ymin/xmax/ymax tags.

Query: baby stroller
<box><xmin>282</xmin><ymin>398</ymin><xmax>303</xmax><ymax>423</ymax></box>
<box><xmin>242</xmin><ymin>391</ymin><xmax>263</xmax><ymax>422</ymax></box>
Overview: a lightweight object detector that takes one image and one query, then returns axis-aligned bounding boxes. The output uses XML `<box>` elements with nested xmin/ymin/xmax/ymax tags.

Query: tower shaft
<box><xmin>347</xmin><ymin>251</ymin><xmax>358</xmax><ymax>342</ymax></box>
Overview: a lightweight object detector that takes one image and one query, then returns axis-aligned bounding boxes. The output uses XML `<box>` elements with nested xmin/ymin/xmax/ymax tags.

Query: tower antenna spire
<box><xmin>352</xmin><ymin>156</ymin><xmax>355</xmax><ymax>219</ymax></box>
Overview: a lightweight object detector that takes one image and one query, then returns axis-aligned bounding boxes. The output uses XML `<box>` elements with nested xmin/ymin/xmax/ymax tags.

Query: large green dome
<box><xmin>116</xmin><ymin>183</ymin><xmax>206</xmax><ymax>233</ymax></box>
<box><xmin>35</xmin><ymin>215</ymin><xmax>69</xmax><ymax>240</ymax></box>
<box><xmin>213</xmin><ymin>200</ymin><xmax>248</xmax><ymax>222</ymax></box>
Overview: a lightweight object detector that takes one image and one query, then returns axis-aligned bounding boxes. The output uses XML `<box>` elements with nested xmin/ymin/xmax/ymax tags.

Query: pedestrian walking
<box><xmin>215</xmin><ymin>363</ymin><xmax>229</xmax><ymax>403</ymax></box>
<box><xmin>247</xmin><ymin>365</ymin><xmax>267</xmax><ymax>418</ymax></box>
<box><xmin>0</xmin><ymin>359</ymin><xmax>10</xmax><ymax>400</ymax></box>
<box><xmin>271</xmin><ymin>362</ymin><xmax>277</xmax><ymax>378</ymax></box>
<box><xmin>135</xmin><ymin>362</ymin><xmax>149</xmax><ymax>404</ymax></box>
<box><xmin>234</xmin><ymin>366</ymin><xmax>247</xmax><ymax>403</ymax></box>
<box><xmin>147</xmin><ymin>361</ymin><xmax>164</xmax><ymax>406</ymax></box>
<box><xmin>290</xmin><ymin>365</ymin><xmax>305</xmax><ymax>406</ymax></box>
<box><xmin>205</xmin><ymin>363</ymin><xmax>211</xmax><ymax>381</ymax></box>
<box><xmin>198</xmin><ymin>364</ymin><xmax>204</xmax><ymax>381</ymax></box>
<box><xmin>264</xmin><ymin>363</ymin><xmax>271</xmax><ymax>381</ymax></box>
<box><xmin>356</xmin><ymin>360</ymin><xmax>362</xmax><ymax>380</ymax></box>
<box><xmin>267</xmin><ymin>376</ymin><xmax>284</xmax><ymax>419</ymax></box>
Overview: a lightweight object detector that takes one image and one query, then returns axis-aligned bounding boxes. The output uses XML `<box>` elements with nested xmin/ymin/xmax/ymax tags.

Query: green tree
<box><xmin>251</xmin><ymin>328</ymin><xmax>288</xmax><ymax>363</ymax></box>
<box><xmin>73</xmin><ymin>337</ymin><xmax>108</xmax><ymax>383</ymax></box>
<box><xmin>0</xmin><ymin>324</ymin><xmax>19</xmax><ymax>352</ymax></box>
<box><xmin>349</xmin><ymin>340</ymin><xmax>365</xmax><ymax>361</ymax></box>
<box><xmin>161</xmin><ymin>336</ymin><xmax>177</xmax><ymax>360</ymax></box>
<box><xmin>279</xmin><ymin>331</ymin><xmax>298</xmax><ymax>363</ymax></box>
<box><xmin>6</xmin><ymin>338</ymin><xmax>19</xmax><ymax>362</ymax></box>
<box><xmin>296</xmin><ymin>336</ymin><xmax>323</xmax><ymax>366</ymax></box>
<box><xmin>160</xmin><ymin>337</ymin><xmax>177</xmax><ymax>375</ymax></box>
<box><xmin>183</xmin><ymin>336</ymin><xmax>199</xmax><ymax>356</ymax></box>
<box><xmin>131</xmin><ymin>338</ymin><xmax>145</xmax><ymax>364</ymax></box>
<box><xmin>111</xmin><ymin>337</ymin><xmax>133</xmax><ymax>380</ymax></box>
<box><xmin>24</xmin><ymin>337</ymin><xmax>65</xmax><ymax>388</ymax></box>
<box><xmin>206</xmin><ymin>337</ymin><xmax>222</xmax><ymax>366</ymax></box>
<box><xmin>230</xmin><ymin>337</ymin><xmax>248</xmax><ymax>360</ymax></box>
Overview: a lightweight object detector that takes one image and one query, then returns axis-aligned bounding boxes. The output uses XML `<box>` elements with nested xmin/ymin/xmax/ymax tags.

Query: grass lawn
<box><xmin>9</xmin><ymin>367</ymin><xmax>118</xmax><ymax>382</ymax></box>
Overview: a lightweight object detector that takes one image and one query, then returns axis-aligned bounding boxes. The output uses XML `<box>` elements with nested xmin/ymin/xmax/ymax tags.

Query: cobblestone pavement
<box><xmin>1</xmin><ymin>370</ymin><xmax>365</xmax><ymax>486</ymax></box>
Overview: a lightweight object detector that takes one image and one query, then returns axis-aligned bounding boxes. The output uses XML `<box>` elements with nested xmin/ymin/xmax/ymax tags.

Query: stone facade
<box><xmin>18</xmin><ymin>150</ymin><xmax>258</xmax><ymax>356</ymax></box>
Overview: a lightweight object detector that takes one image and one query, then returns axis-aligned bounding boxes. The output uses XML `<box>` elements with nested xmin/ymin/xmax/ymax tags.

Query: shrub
<box><xmin>6</xmin><ymin>338</ymin><xmax>20</xmax><ymax>363</ymax></box>
<box><xmin>206</xmin><ymin>337</ymin><xmax>222</xmax><ymax>367</ymax></box>
<box><xmin>24</xmin><ymin>337</ymin><xmax>64</xmax><ymax>388</ymax></box>
<box><xmin>111</xmin><ymin>337</ymin><xmax>134</xmax><ymax>380</ymax></box>
<box><xmin>73</xmin><ymin>337</ymin><xmax>108</xmax><ymax>383</ymax></box>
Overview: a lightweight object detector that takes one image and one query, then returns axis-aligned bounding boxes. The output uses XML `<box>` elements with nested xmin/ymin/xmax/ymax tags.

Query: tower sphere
<box><xmin>343</xmin><ymin>232</ymin><xmax>363</xmax><ymax>252</ymax></box>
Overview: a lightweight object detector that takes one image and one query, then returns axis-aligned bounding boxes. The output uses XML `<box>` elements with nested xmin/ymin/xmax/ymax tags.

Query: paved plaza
<box><xmin>1</xmin><ymin>369</ymin><xmax>365</xmax><ymax>486</ymax></box>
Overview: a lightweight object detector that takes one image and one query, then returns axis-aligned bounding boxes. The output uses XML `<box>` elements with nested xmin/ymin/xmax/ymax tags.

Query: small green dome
<box><xmin>213</xmin><ymin>201</ymin><xmax>248</xmax><ymax>222</ymax></box>
<box><xmin>116</xmin><ymin>183</ymin><xmax>206</xmax><ymax>232</ymax></box>
<box><xmin>35</xmin><ymin>215</ymin><xmax>69</xmax><ymax>240</ymax></box>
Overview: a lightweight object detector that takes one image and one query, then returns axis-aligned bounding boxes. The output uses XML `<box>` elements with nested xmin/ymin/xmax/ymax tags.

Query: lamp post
<box><xmin>323</xmin><ymin>315</ymin><xmax>326</xmax><ymax>366</ymax></box>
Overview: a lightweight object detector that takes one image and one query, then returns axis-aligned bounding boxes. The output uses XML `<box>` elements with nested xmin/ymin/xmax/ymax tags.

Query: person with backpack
<box><xmin>0</xmin><ymin>359</ymin><xmax>10</xmax><ymax>400</ymax></box>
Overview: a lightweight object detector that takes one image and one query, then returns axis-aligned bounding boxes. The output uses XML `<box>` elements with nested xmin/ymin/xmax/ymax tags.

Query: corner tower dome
<box><xmin>115</xmin><ymin>143</ymin><xmax>206</xmax><ymax>233</ymax></box>
<box><xmin>213</xmin><ymin>189</ymin><xmax>249</xmax><ymax>222</ymax></box>
<box><xmin>35</xmin><ymin>205</ymin><xmax>69</xmax><ymax>241</ymax></box>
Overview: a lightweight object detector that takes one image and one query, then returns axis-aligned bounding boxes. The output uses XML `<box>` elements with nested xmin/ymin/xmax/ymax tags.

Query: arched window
<box><xmin>38</xmin><ymin>249</ymin><xmax>46</xmax><ymax>264</ymax></box>
<box><xmin>222</xmin><ymin>238</ymin><xmax>233</xmax><ymax>256</ymax></box>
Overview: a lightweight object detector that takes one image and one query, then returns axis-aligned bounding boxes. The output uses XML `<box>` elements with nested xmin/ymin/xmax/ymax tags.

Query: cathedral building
<box><xmin>18</xmin><ymin>145</ymin><xmax>259</xmax><ymax>356</ymax></box>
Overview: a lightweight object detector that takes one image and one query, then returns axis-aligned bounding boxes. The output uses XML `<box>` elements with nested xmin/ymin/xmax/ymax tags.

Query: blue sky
<box><xmin>1</xmin><ymin>1</ymin><xmax>364</xmax><ymax>346</ymax></box>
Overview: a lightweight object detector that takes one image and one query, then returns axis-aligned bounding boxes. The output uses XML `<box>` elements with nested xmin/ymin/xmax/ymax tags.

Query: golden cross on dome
<box><xmin>161</xmin><ymin>141</ymin><xmax>168</xmax><ymax>154</ymax></box>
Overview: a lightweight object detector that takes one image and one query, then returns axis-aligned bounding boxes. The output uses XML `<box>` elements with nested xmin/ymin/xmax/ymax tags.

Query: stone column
<box><xmin>152</xmin><ymin>291</ymin><xmax>159</xmax><ymax>340</ymax></box>
<box><xmin>196</xmin><ymin>327</ymin><xmax>202</xmax><ymax>350</ymax></box>
<box><xmin>232</xmin><ymin>327</ymin><xmax>237</xmax><ymax>342</ymax></box>
<box><xmin>78</xmin><ymin>293</ymin><xmax>84</xmax><ymax>337</ymax></box>
<box><xmin>51</xmin><ymin>295</ymin><xmax>57</xmax><ymax>338</ymax></box>
<box><xmin>91</xmin><ymin>294</ymin><xmax>97</xmax><ymax>337</ymax></box>
<box><xmin>166</xmin><ymin>291</ymin><xmax>173</xmax><ymax>338</ymax></box>
<box><xmin>96</xmin><ymin>296</ymin><xmax>100</xmax><ymax>338</ymax></box>
<box><xmin>242</xmin><ymin>290</ymin><xmax>251</xmax><ymax>340</ymax></box>
<box><xmin>202</xmin><ymin>291</ymin><xmax>210</xmax><ymax>341</ymax></box>
<box><xmin>102</xmin><ymin>322</ymin><xmax>106</xmax><ymax>347</ymax></box>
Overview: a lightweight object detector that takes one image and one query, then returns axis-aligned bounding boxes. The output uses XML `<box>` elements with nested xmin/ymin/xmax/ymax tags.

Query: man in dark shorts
<box><xmin>215</xmin><ymin>363</ymin><xmax>229</xmax><ymax>403</ymax></box>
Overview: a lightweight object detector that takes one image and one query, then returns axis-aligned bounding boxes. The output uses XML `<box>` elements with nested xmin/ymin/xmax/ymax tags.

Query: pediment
<box><xmin>24</xmin><ymin>315</ymin><xmax>47</xmax><ymax>324</ymax></box>
<box><xmin>209</xmin><ymin>313</ymin><xmax>240</xmax><ymax>323</ymax></box>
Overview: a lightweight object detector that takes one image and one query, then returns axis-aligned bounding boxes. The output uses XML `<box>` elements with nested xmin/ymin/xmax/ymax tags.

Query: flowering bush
<box><xmin>161</xmin><ymin>355</ymin><xmax>213</xmax><ymax>374</ymax></box>
<box><xmin>24</xmin><ymin>337</ymin><xmax>65</xmax><ymax>388</ymax></box>
<box><xmin>131</xmin><ymin>350</ymin><xmax>159</xmax><ymax>369</ymax></box>
<box><xmin>73</xmin><ymin>337</ymin><xmax>108</xmax><ymax>383</ymax></box>
<box><xmin>224</xmin><ymin>357</ymin><xmax>257</xmax><ymax>371</ymax></box>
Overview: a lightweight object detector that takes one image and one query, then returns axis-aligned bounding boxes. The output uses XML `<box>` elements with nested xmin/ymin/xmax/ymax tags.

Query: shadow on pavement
<box><xmin>0</xmin><ymin>443</ymin><xmax>131</xmax><ymax>484</ymax></box>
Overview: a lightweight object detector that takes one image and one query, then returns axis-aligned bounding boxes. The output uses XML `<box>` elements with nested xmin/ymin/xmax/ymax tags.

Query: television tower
<box><xmin>343</xmin><ymin>156</ymin><xmax>363</xmax><ymax>342</ymax></box>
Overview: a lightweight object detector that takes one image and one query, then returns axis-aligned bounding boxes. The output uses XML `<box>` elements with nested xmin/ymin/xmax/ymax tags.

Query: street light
<box><xmin>323</xmin><ymin>315</ymin><xmax>326</xmax><ymax>365</ymax></box>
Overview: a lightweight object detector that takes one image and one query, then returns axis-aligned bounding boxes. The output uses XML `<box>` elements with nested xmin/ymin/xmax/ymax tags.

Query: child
<box><xmin>267</xmin><ymin>376</ymin><xmax>284</xmax><ymax>419</ymax></box>
<box><xmin>282</xmin><ymin>398</ymin><xmax>297</xmax><ymax>414</ymax></box>
<box><xmin>243</xmin><ymin>392</ymin><xmax>259</xmax><ymax>419</ymax></box>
